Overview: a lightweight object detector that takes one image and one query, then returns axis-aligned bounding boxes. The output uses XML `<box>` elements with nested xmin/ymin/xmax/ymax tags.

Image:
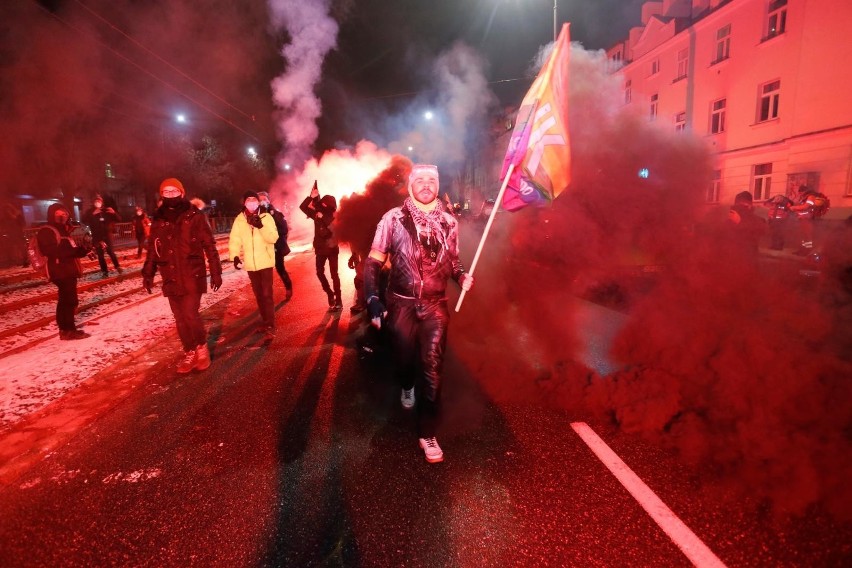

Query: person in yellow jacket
<box><xmin>229</xmin><ymin>190</ymin><xmax>279</xmax><ymax>337</ymax></box>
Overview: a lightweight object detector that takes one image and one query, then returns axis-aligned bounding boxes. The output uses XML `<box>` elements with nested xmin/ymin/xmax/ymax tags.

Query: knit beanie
<box><xmin>159</xmin><ymin>178</ymin><xmax>186</xmax><ymax>197</ymax></box>
<box><xmin>243</xmin><ymin>190</ymin><xmax>259</xmax><ymax>202</ymax></box>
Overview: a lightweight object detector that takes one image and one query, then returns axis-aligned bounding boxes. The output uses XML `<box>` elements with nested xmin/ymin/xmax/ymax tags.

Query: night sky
<box><xmin>0</xmin><ymin>0</ymin><xmax>645</xmax><ymax>188</ymax></box>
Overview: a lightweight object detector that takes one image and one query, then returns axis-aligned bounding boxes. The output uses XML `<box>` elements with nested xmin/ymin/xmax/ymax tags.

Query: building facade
<box><xmin>607</xmin><ymin>0</ymin><xmax>852</xmax><ymax>218</ymax></box>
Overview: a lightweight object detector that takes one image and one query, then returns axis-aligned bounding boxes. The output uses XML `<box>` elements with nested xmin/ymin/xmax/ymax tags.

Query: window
<box><xmin>766</xmin><ymin>0</ymin><xmax>787</xmax><ymax>39</ymax></box>
<box><xmin>625</xmin><ymin>79</ymin><xmax>632</xmax><ymax>104</ymax></box>
<box><xmin>753</xmin><ymin>163</ymin><xmax>772</xmax><ymax>200</ymax></box>
<box><xmin>707</xmin><ymin>170</ymin><xmax>721</xmax><ymax>203</ymax></box>
<box><xmin>676</xmin><ymin>49</ymin><xmax>688</xmax><ymax>80</ymax></box>
<box><xmin>105</xmin><ymin>163</ymin><xmax>114</xmax><ymax>179</ymax></box>
<box><xmin>714</xmin><ymin>24</ymin><xmax>731</xmax><ymax>63</ymax></box>
<box><xmin>650</xmin><ymin>58</ymin><xmax>660</xmax><ymax>75</ymax></box>
<box><xmin>710</xmin><ymin>98</ymin><xmax>726</xmax><ymax>134</ymax></box>
<box><xmin>758</xmin><ymin>80</ymin><xmax>780</xmax><ymax>122</ymax></box>
<box><xmin>650</xmin><ymin>94</ymin><xmax>658</xmax><ymax>120</ymax></box>
<box><xmin>675</xmin><ymin>112</ymin><xmax>686</xmax><ymax>132</ymax></box>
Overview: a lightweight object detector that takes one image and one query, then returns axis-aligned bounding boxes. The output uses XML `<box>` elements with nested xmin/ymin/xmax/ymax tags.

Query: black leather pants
<box><xmin>386</xmin><ymin>295</ymin><xmax>449</xmax><ymax>437</ymax></box>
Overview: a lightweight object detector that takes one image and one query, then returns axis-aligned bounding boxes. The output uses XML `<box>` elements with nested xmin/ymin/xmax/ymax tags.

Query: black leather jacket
<box><xmin>371</xmin><ymin>206</ymin><xmax>464</xmax><ymax>301</ymax></box>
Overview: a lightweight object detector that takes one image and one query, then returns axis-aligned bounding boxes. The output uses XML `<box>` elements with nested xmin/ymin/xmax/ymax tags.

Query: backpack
<box><xmin>811</xmin><ymin>193</ymin><xmax>830</xmax><ymax>218</ymax></box>
<box><xmin>27</xmin><ymin>225</ymin><xmax>60</xmax><ymax>281</ymax></box>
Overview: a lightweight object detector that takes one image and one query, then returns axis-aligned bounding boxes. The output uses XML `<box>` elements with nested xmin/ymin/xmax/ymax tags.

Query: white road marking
<box><xmin>571</xmin><ymin>422</ymin><xmax>727</xmax><ymax>568</ymax></box>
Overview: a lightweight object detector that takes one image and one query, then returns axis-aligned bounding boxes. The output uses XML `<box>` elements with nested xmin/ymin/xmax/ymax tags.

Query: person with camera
<box><xmin>257</xmin><ymin>191</ymin><xmax>293</xmax><ymax>301</ymax></box>
<box><xmin>229</xmin><ymin>190</ymin><xmax>279</xmax><ymax>337</ymax></box>
<box><xmin>82</xmin><ymin>194</ymin><xmax>121</xmax><ymax>277</ymax></box>
<box><xmin>39</xmin><ymin>203</ymin><xmax>93</xmax><ymax>340</ymax></box>
<box><xmin>299</xmin><ymin>181</ymin><xmax>342</xmax><ymax>311</ymax></box>
<box><xmin>142</xmin><ymin>178</ymin><xmax>222</xmax><ymax>373</ymax></box>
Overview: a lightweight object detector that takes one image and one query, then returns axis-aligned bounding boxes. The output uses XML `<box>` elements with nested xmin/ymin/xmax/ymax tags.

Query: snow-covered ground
<box><xmin>0</xmin><ymin>243</ymin><xmax>311</xmax><ymax>430</ymax></box>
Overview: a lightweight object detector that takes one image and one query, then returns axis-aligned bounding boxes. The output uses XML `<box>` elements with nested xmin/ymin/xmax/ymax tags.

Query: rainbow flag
<box><xmin>501</xmin><ymin>23</ymin><xmax>571</xmax><ymax>211</ymax></box>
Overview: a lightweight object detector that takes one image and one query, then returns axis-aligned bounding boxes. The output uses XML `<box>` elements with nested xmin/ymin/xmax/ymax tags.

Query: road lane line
<box><xmin>570</xmin><ymin>422</ymin><xmax>727</xmax><ymax>568</ymax></box>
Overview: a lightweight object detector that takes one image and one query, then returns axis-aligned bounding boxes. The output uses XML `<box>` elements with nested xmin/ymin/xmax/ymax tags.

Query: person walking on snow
<box><xmin>363</xmin><ymin>164</ymin><xmax>474</xmax><ymax>463</ymax></box>
<box><xmin>142</xmin><ymin>178</ymin><xmax>223</xmax><ymax>373</ymax></box>
<box><xmin>229</xmin><ymin>190</ymin><xmax>279</xmax><ymax>337</ymax></box>
<box><xmin>82</xmin><ymin>195</ymin><xmax>122</xmax><ymax>277</ymax></box>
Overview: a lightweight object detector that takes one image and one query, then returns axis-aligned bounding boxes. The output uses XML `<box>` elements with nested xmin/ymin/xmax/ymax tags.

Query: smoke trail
<box><xmin>267</xmin><ymin>0</ymin><xmax>338</xmax><ymax>171</ymax></box>
<box><xmin>451</xmin><ymin>44</ymin><xmax>852</xmax><ymax>520</ymax></box>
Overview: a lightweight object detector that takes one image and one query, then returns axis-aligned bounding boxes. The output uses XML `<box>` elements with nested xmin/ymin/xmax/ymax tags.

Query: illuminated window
<box><xmin>766</xmin><ymin>0</ymin><xmax>787</xmax><ymax>40</ymax></box>
<box><xmin>675</xmin><ymin>112</ymin><xmax>686</xmax><ymax>132</ymax></box>
<box><xmin>707</xmin><ymin>170</ymin><xmax>721</xmax><ymax>203</ymax></box>
<box><xmin>714</xmin><ymin>24</ymin><xmax>731</xmax><ymax>63</ymax></box>
<box><xmin>105</xmin><ymin>163</ymin><xmax>114</xmax><ymax>179</ymax></box>
<box><xmin>650</xmin><ymin>58</ymin><xmax>660</xmax><ymax>75</ymax></box>
<box><xmin>753</xmin><ymin>163</ymin><xmax>772</xmax><ymax>200</ymax></box>
<box><xmin>758</xmin><ymin>80</ymin><xmax>780</xmax><ymax>122</ymax></box>
<box><xmin>710</xmin><ymin>98</ymin><xmax>726</xmax><ymax>134</ymax></box>
<box><xmin>625</xmin><ymin>79</ymin><xmax>632</xmax><ymax>104</ymax></box>
<box><xmin>650</xmin><ymin>93</ymin><xmax>658</xmax><ymax>120</ymax></box>
<box><xmin>676</xmin><ymin>49</ymin><xmax>688</xmax><ymax>80</ymax></box>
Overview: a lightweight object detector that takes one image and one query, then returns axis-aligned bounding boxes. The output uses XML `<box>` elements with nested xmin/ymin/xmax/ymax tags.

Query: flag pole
<box><xmin>455</xmin><ymin>162</ymin><xmax>515</xmax><ymax>312</ymax></box>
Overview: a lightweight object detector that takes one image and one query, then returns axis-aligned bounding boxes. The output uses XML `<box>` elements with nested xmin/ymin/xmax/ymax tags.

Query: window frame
<box><xmin>753</xmin><ymin>163</ymin><xmax>773</xmax><ymax>200</ymax></box>
<box><xmin>710</xmin><ymin>98</ymin><xmax>726</xmax><ymax>134</ymax></box>
<box><xmin>757</xmin><ymin>80</ymin><xmax>781</xmax><ymax>122</ymax></box>
<box><xmin>766</xmin><ymin>0</ymin><xmax>787</xmax><ymax>40</ymax></box>
<box><xmin>707</xmin><ymin>169</ymin><xmax>721</xmax><ymax>203</ymax></box>
<box><xmin>675</xmin><ymin>48</ymin><xmax>688</xmax><ymax>81</ymax></box>
<box><xmin>713</xmin><ymin>24</ymin><xmax>731</xmax><ymax>64</ymax></box>
<box><xmin>675</xmin><ymin>112</ymin><xmax>686</xmax><ymax>132</ymax></box>
<box><xmin>650</xmin><ymin>93</ymin><xmax>659</xmax><ymax>120</ymax></box>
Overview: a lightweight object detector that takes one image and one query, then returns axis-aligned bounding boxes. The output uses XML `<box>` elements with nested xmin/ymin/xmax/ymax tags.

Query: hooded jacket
<box><xmin>38</xmin><ymin>203</ymin><xmax>88</xmax><ymax>281</ymax></box>
<box><xmin>228</xmin><ymin>210</ymin><xmax>278</xmax><ymax>271</ymax></box>
<box><xmin>142</xmin><ymin>199</ymin><xmax>222</xmax><ymax>297</ymax></box>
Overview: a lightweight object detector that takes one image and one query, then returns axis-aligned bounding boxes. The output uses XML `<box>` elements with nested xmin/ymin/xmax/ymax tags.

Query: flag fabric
<box><xmin>500</xmin><ymin>23</ymin><xmax>571</xmax><ymax>212</ymax></box>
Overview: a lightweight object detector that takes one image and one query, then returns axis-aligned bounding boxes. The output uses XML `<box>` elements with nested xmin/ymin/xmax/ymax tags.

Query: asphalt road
<box><xmin>0</xmin><ymin>250</ymin><xmax>849</xmax><ymax>567</ymax></box>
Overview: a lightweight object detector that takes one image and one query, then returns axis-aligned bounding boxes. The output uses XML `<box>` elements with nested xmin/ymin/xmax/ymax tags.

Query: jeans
<box><xmin>274</xmin><ymin>249</ymin><xmax>292</xmax><ymax>290</ymax></box>
<box><xmin>315</xmin><ymin>249</ymin><xmax>341</xmax><ymax>301</ymax></box>
<box><xmin>248</xmin><ymin>267</ymin><xmax>275</xmax><ymax>328</ymax></box>
<box><xmin>167</xmin><ymin>293</ymin><xmax>206</xmax><ymax>351</ymax></box>
<box><xmin>53</xmin><ymin>277</ymin><xmax>79</xmax><ymax>331</ymax></box>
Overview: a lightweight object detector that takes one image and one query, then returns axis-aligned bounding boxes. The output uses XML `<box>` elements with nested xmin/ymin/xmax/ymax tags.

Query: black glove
<box><xmin>233</xmin><ymin>256</ymin><xmax>242</xmax><ymax>270</ymax></box>
<box><xmin>367</xmin><ymin>296</ymin><xmax>386</xmax><ymax>320</ymax></box>
<box><xmin>143</xmin><ymin>276</ymin><xmax>153</xmax><ymax>294</ymax></box>
<box><xmin>347</xmin><ymin>254</ymin><xmax>358</xmax><ymax>270</ymax></box>
<box><xmin>248</xmin><ymin>214</ymin><xmax>263</xmax><ymax>229</ymax></box>
<box><xmin>211</xmin><ymin>273</ymin><xmax>222</xmax><ymax>291</ymax></box>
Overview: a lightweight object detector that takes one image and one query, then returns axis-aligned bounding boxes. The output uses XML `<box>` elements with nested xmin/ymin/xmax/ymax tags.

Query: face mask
<box><xmin>136</xmin><ymin>211</ymin><xmax>143</xmax><ymax>216</ymax></box>
<box><xmin>94</xmin><ymin>201</ymin><xmax>103</xmax><ymax>209</ymax></box>
<box><xmin>55</xmin><ymin>212</ymin><xmax>69</xmax><ymax>224</ymax></box>
<box><xmin>245</xmin><ymin>202</ymin><xmax>259</xmax><ymax>213</ymax></box>
<box><xmin>259</xmin><ymin>201</ymin><xmax>270</xmax><ymax>210</ymax></box>
<box><xmin>162</xmin><ymin>196</ymin><xmax>182</xmax><ymax>208</ymax></box>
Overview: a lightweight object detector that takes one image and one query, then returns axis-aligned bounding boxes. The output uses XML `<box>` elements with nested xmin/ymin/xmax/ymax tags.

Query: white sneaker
<box><xmin>401</xmin><ymin>387</ymin><xmax>415</xmax><ymax>409</ymax></box>
<box><xmin>419</xmin><ymin>437</ymin><xmax>444</xmax><ymax>463</ymax></box>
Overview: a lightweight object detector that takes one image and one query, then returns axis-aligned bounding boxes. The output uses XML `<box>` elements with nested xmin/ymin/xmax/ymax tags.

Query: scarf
<box><xmin>404</xmin><ymin>196</ymin><xmax>449</xmax><ymax>260</ymax></box>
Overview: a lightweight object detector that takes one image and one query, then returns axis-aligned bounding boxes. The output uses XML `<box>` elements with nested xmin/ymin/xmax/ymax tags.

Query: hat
<box><xmin>159</xmin><ymin>178</ymin><xmax>185</xmax><ymax>197</ymax></box>
<box><xmin>243</xmin><ymin>190</ymin><xmax>259</xmax><ymax>202</ymax></box>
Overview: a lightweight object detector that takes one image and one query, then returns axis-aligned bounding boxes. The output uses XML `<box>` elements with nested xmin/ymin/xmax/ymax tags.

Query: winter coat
<box><xmin>38</xmin><ymin>204</ymin><xmax>88</xmax><ymax>281</ymax></box>
<box><xmin>82</xmin><ymin>206</ymin><xmax>120</xmax><ymax>243</ymax></box>
<box><xmin>228</xmin><ymin>210</ymin><xmax>278</xmax><ymax>271</ymax></box>
<box><xmin>299</xmin><ymin>196</ymin><xmax>338</xmax><ymax>253</ymax></box>
<box><xmin>267</xmin><ymin>206</ymin><xmax>291</xmax><ymax>255</ymax></box>
<box><xmin>142</xmin><ymin>199</ymin><xmax>222</xmax><ymax>297</ymax></box>
<box><xmin>133</xmin><ymin>213</ymin><xmax>151</xmax><ymax>239</ymax></box>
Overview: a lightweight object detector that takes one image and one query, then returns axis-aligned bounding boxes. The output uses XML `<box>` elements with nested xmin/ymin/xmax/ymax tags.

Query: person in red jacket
<box><xmin>38</xmin><ymin>203</ymin><xmax>92</xmax><ymax>340</ymax></box>
<box><xmin>142</xmin><ymin>178</ymin><xmax>223</xmax><ymax>373</ymax></box>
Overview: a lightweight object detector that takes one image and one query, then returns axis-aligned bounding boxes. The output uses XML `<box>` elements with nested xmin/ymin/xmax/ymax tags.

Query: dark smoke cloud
<box><xmin>452</xmin><ymin>45</ymin><xmax>852</xmax><ymax>520</ymax></box>
<box><xmin>334</xmin><ymin>155</ymin><xmax>412</xmax><ymax>257</ymax></box>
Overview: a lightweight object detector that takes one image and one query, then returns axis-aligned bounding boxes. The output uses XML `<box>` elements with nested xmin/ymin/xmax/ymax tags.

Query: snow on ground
<box><xmin>0</xmin><ymin>241</ymin><xmax>312</xmax><ymax>431</ymax></box>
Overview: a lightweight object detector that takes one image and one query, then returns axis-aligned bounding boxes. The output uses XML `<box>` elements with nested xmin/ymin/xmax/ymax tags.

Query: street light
<box><xmin>175</xmin><ymin>113</ymin><xmax>187</xmax><ymax>124</ymax></box>
<box><xmin>247</xmin><ymin>147</ymin><xmax>257</xmax><ymax>158</ymax></box>
<box><xmin>423</xmin><ymin>110</ymin><xmax>434</xmax><ymax>121</ymax></box>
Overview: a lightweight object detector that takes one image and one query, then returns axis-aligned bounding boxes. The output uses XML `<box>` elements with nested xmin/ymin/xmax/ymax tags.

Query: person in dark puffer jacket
<box><xmin>39</xmin><ymin>203</ymin><xmax>92</xmax><ymax>340</ymax></box>
<box><xmin>142</xmin><ymin>178</ymin><xmax>223</xmax><ymax>374</ymax></box>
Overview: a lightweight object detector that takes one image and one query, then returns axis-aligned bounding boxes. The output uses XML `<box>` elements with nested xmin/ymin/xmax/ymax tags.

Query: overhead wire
<box><xmin>72</xmin><ymin>0</ymin><xmax>257</xmax><ymax>123</ymax></box>
<box><xmin>30</xmin><ymin>0</ymin><xmax>260</xmax><ymax>142</ymax></box>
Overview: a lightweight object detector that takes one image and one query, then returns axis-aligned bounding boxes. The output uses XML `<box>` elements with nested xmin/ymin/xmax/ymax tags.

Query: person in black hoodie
<box><xmin>142</xmin><ymin>178</ymin><xmax>223</xmax><ymax>374</ymax></box>
<box><xmin>300</xmin><ymin>181</ymin><xmax>342</xmax><ymax>310</ymax></box>
<box><xmin>258</xmin><ymin>190</ymin><xmax>293</xmax><ymax>300</ymax></box>
<box><xmin>82</xmin><ymin>194</ymin><xmax>121</xmax><ymax>277</ymax></box>
<box><xmin>38</xmin><ymin>203</ymin><xmax>92</xmax><ymax>340</ymax></box>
